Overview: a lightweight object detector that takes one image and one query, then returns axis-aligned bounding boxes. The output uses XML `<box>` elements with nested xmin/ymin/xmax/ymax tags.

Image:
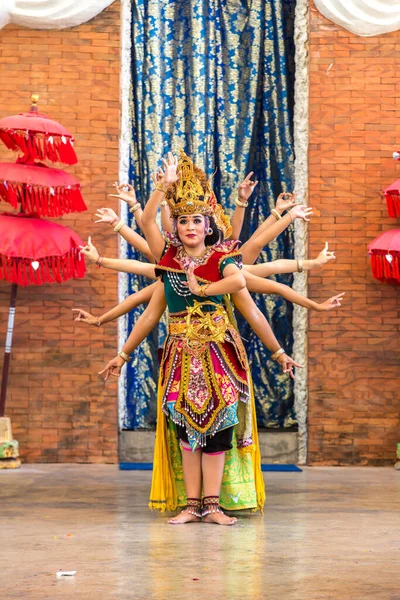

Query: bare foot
<box><xmin>203</xmin><ymin>512</ymin><xmax>237</xmax><ymax>526</ymax></box>
<box><xmin>168</xmin><ymin>509</ymin><xmax>202</xmax><ymax>525</ymax></box>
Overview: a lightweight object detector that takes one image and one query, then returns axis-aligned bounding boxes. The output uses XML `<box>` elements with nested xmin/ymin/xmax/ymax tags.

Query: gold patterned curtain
<box><xmin>124</xmin><ymin>0</ymin><xmax>296</xmax><ymax>430</ymax></box>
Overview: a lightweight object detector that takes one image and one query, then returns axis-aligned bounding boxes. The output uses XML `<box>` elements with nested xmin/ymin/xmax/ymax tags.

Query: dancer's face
<box><xmin>176</xmin><ymin>214</ymin><xmax>206</xmax><ymax>248</ymax></box>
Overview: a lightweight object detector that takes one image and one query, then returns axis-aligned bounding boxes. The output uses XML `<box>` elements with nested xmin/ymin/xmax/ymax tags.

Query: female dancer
<box><xmin>96</xmin><ymin>151</ymin><xmax>341</xmax><ymax>526</ymax></box>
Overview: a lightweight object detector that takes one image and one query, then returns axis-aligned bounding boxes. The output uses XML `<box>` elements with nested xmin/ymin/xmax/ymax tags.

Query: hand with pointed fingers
<box><xmin>317</xmin><ymin>292</ymin><xmax>345</xmax><ymax>312</ymax></box>
<box><xmin>289</xmin><ymin>204</ymin><xmax>313</xmax><ymax>222</ymax></box>
<box><xmin>94</xmin><ymin>207</ymin><xmax>119</xmax><ymax>226</ymax></box>
<box><xmin>161</xmin><ymin>152</ymin><xmax>180</xmax><ymax>186</ymax></box>
<box><xmin>109</xmin><ymin>182</ymin><xmax>138</xmax><ymax>207</ymax></box>
<box><xmin>183</xmin><ymin>265</ymin><xmax>202</xmax><ymax>296</ymax></box>
<box><xmin>315</xmin><ymin>242</ymin><xmax>336</xmax><ymax>267</ymax></box>
<box><xmin>72</xmin><ymin>308</ymin><xmax>98</xmax><ymax>326</ymax></box>
<box><xmin>79</xmin><ymin>236</ymin><xmax>100</xmax><ymax>263</ymax></box>
<box><xmin>276</xmin><ymin>192</ymin><xmax>299</xmax><ymax>213</ymax></box>
<box><xmin>151</xmin><ymin>170</ymin><xmax>164</xmax><ymax>187</ymax></box>
<box><xmin>276</xmin><ymin>353</ymin><xmax>303</xmax><ymax>380</ymax></box>
<box><xmin>98</xmin><ymin>355</ymin><xmax>125</xmax><ymax>381</ymax></box>
<box><xmin>238</xmin><ymin>172</ymin><xmax>258</xmax><ymax>202</ymax></box>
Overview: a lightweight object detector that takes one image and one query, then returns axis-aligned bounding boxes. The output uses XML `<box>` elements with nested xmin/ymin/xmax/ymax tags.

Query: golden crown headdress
<box><xmin>165</xmin><ymin>150</ymin><xmax>232</xmax><ymax>239</ymax></box>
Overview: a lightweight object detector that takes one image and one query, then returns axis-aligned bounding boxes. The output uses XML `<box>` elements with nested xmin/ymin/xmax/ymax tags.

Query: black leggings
<box><xmin>176</xmin><ymin>424</ymin><xmax>234</xmax><ymax>454</ymax></box>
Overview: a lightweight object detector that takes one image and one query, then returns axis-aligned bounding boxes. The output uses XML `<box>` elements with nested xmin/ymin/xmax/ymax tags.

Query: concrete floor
<box><xmin>1</xmin><ymin>465</ymin><xmax>400</xmax><ymax>600</ymax></box>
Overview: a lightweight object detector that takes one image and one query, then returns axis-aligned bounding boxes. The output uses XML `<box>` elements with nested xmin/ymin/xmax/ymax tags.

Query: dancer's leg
<box><xmin>202</xmin><ymin>452</ymin><xmax>237</xmax><ymax>526</ymax></box>
<box><xmin>168</xmin><ymin>444</ymin><xmax>202</xmax><ymax>524</ymax></box>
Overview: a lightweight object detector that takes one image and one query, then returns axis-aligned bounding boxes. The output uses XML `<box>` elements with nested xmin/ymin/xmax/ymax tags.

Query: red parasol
<box><xmin>0</xmin><ymin>162</ymin><xmax>86</xmax><ymax>217</ymax></box>
<box><xmin>0</xmin><ymin>95</ymin><xmax>77</xmax><ymax>165</ymax></box>
<box><xmin>0</xmin><ymin>213</ymin><xmax>85</xmax><ymax>286</ymax></box>
<box><xmin>0</xmin><ymin>96</ymin><xmax>87</xmax><ymax>432</ymax></box>
<box><xmin>368</xmin><ymin>229</ymin><xmax>400</xmax><ymax>284</ymax></box>
<box><xmin>383</xmin><ymin>179</ymin><xmax>400</xmax><ymax>218</ymax></box>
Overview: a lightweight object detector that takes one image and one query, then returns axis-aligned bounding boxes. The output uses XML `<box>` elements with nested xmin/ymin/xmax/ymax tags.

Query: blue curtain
<box><xmin>123</xmin><ymin>0</ymin><xmax>296</xmax><ymax>430</ymax></box>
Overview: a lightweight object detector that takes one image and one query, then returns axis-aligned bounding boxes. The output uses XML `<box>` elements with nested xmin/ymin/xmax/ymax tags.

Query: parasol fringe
<box><xmin>370</xmin><ymin>252</ymin><xmax>400</xmax><ymax>285</ymax></box>
<box><xmin>0</xmin><ymin>250</ymin><xmax>85</xmax><ymax>286</ymax></box>
<box><xmin>0</xmin><ymin>181</ymin><xmax>86</xmax><ymax>217</ymax></box>
<box><xmin>384</xmin><ymin>192</ymin><xmax>400</xmax><ymax>219</ymax></box>
<box><xmin>0</xmin><ymin>130</ymin><xmax>78</xmax><ymax>165</ymax></box>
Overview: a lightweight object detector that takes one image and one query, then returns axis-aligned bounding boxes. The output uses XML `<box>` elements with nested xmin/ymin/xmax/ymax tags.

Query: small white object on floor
<box><xmin>56</xmin><ymin>571</ymin><xmax>77</xmax><ymax>577</ymax></box>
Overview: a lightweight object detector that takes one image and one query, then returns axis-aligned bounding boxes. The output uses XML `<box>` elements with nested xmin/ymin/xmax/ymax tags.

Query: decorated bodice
<box><xmin>156</xmin><ymin>240</ymin><xmax>242</xmax><ymax>313</ymax></box>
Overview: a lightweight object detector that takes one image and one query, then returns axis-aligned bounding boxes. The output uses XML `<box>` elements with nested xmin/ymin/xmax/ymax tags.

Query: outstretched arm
<box><xmin>108</xmin><ymin>182</ymin><xmax>145</xmax><ymax>233</ymax></box>
<box><xmin>184</xmin><ymin>263</ymin><xmax>246</xmax><ymax>296</ymax></box>
<box><xmin>72</xmin><ymin>282</ymin><xmax>158</xmax><ymax>327</ymax></box>
<box><xmin>243</xmin><ymin>242</ymin><xmax>336</xmax><ymax>277</ymax></box>
<box><xmin>241</xmin><ymin>203</ymin><xmax>313</xmax><ymax>265</ymax></box>
<box><xmin>230</xmin><ymin>172</ymin><xmax>258</xmax><ymax>240</ymax></box>
<box><xmin>99</xmin><ymin>280</ymin><xmax>167</xmax><ymax>380</ymax></box>
<box><xmin>94</xmin><ymin>207</ymin><xmax>155</xmax><ymax>262</ymax></box>
<box><xmin>232</xmin><ymin>287</ymin><xmax>302</xmax><ymax>379</ymax></box>
<box><xmin>141</xmin><ymin>152</ymin><xmax>179</xmax><ymax>261</ymax></box>
<box><xmin>243</xmin><ymin>271</ymin><xmax>345</xmax><ymax>312</ymax></box>
<box><xmin>79</xmin><ymin>236</ymin><xmax>156</xmax><ymax>278</ymax></box>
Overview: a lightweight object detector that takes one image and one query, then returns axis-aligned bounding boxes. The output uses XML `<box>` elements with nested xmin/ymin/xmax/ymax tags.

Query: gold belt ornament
<box><xmin>168</xmin><ymin>301</ymin><xmax>229</xmax><ymax>345</ymax></box>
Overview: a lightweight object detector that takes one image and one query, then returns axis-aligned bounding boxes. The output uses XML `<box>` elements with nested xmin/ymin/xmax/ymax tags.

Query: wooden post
<box><xmin>0</xmin><ymin>283</ymin><xmax>17</xmax><ymax>417</ymax></box>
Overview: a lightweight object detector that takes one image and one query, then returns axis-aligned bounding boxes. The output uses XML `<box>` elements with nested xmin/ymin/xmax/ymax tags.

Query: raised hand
<box><xmin>276</xmin><ymin>192</ymin><xmax>299</xmax><ymax>213</ymax></box>
<box><xmin>109</xmin><ymin>182</ymin><xmax>137</xmax><ymax>207</ymax></box>
<box><xmin>276</xmin><ymin>353</ymin><xmax>303</xmax><ymax>380</ymax></box>
<box><xmin>238</xmin><ymin>172</ymin><xmax>259</xmax><ymax>203</ymax></box>
<box><xmin>289</xmin><ymin>204</ymin><xmax>313</xmax><ymax>222</ymax></box>
<box><xmin>98</xmin><ymin>355</ymin><xmax>125</xmax><ymax>381</ymax></box>
<box><xmin>94</xmin><ymin>207</ymin><xmax>119</xmax><ymax>225</ymax></box>
<box><xmin>315</xmin><ymin>242</ymin><xmax>336</xmax><ymax>267</ymax></box>
<box><xmin>161</xmin><ymin>152</ymin><xmax>180</xmax><ymax>186</ymax></box>
<box><xmin>151</xmin><ymin>170</ymin><xmax>164</xmax><ymax>187</ymax></box>
<box><xmin>317</xmin><ymin>292</ymin><xmax>345</xmax><ymax>312</ymax></box>
<box><xmin>79</xmin><ymin>236</ymin><xmax>100</xmax><ymax>263</ymax></box>
<box><xmin>183</xmin><ymin>265</ymin><xmax>201</xmax><ymax>295</ymax></box>
<box><xmin>72</xmin><ymin>308</ymin><xmax>99</xmax><ymax>326</ymax></box>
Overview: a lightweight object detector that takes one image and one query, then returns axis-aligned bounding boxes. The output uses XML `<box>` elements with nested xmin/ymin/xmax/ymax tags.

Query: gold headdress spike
<box><xmin>165</xmin><ymin>150</ymin><xmax>232</xmax><ymax>239</ymax></box>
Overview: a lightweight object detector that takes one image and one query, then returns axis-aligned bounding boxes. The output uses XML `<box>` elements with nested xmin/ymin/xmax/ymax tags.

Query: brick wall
<box><xmin>1</xmin><ymin>2</ymin><xmax>398</xmax><ymax>466</ymax></box>
<box><xmin>307</xmin><ymin>3</ymin><xmax>400</xmax><ymax>465</ymax></box>
<box><xmin>0</xmin><ymin>3</ymin><xmax>120</xmax><ymax>462</ymax></box>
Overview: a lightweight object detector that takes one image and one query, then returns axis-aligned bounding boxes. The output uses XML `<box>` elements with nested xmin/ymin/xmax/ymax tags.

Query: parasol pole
<box><xmin>0</xmin><ymin>283</ymin><xmax>18</xmax><ymax>417</ymax></box>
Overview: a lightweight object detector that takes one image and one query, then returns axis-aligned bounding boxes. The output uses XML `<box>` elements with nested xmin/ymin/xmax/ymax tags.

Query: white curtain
<box><xmin>314</xmin><ymin>0</ymin><xmax>400</xmax><ymax>36</ymax></box>
<box><xmin>0</xmin><ymin>0</ymin><xmax>115</xmax><ymax>30</ymax></box>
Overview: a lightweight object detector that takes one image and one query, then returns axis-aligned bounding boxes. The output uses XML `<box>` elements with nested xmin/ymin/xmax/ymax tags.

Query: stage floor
<box><xmin>1</xmin><ymin>465</ymin><xmax>399</xmax><ymax>599</ymax></box>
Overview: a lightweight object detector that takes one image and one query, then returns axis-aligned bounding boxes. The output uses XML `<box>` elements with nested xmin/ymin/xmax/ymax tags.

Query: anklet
<box><xmin>186</xmin><ymin>498</ymin><xmax>202</xmax><ymax>518</ymax></box>
<box><xmin>202</xmin><ymin>496</ymin><xmax>223</xmax><ymax>517</ymax></box>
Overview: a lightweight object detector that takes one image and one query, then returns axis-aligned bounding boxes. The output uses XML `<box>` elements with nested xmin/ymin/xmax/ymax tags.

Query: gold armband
<box><xmin>118</xmin><ymin>350</ymin><xmax>132</xmax><ymax>363</ymax></box>
<box><xmin>235</xmin><ymin>199</ymin><xmax>249</xmax><ymax>208</ymax></box>
<box><xmin>271</xmin><ymin>348</ymin><xmax>285</xmax><ymax>361</ymax></box>
<box><xmin>113</xmin><ymin>220</ymin><xmax>124</xmax><ymax>233</ymax></box>
<box><xmin>271</xmin><ymin>209</ymin><xmax>282</xmax><ymax>221</ymax></box>
<box><xmin>155</xmin><ymin>182</ymin><xmax>170</xmax><ymax>194</ymax></box>
<box><xmin>129</xmin><ymin>203</ymin><xmax>141</xmax><ymax>214</ymax></box>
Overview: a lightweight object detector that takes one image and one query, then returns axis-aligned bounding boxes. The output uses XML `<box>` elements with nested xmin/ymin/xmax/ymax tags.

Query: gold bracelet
<box><xmin>95</xmin><ymin>319</ymin><xmax>102</xmax><ymax>328</ymax></box>
<box><xmin>198</xmin><ymin>283</ymin><xmax>211</xmax><ymax>297</ymax></box>
<box><xmin>129</xmin><ymin>203</ymin><xmax>141</xmax><ymax>214</ymax></box>
<box><xmin>155</xmin><ymin>182</ymin><xmax>170</xmax><ymax>194</ymax></box>
<box><xmin>271</xmin><ymin>209</ymin><xmax>282</xmax><ymax>221</ymax></box>
<box><xmin>235</xmin><ymin>199</ymin><xmax>249</xmax><ymax>208</ymax></box>
<box><xmin>113</xmin><ymin>220</ymin><xmax>124</xmax><ymax>233</ymax></box>
<box><xmin>297</xmin><ymin>259</ymin><xmax>304</xmax><ymax>273</ymax></box>
<box><xmin>118</xmin><ymin>350</ymin><xmax>132</xmax><ymax>363</ymax></box>
<box><xmin>271</xmin><ymin>348</ymin><xmax>285</xmax><ymax>361</ymax></box>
